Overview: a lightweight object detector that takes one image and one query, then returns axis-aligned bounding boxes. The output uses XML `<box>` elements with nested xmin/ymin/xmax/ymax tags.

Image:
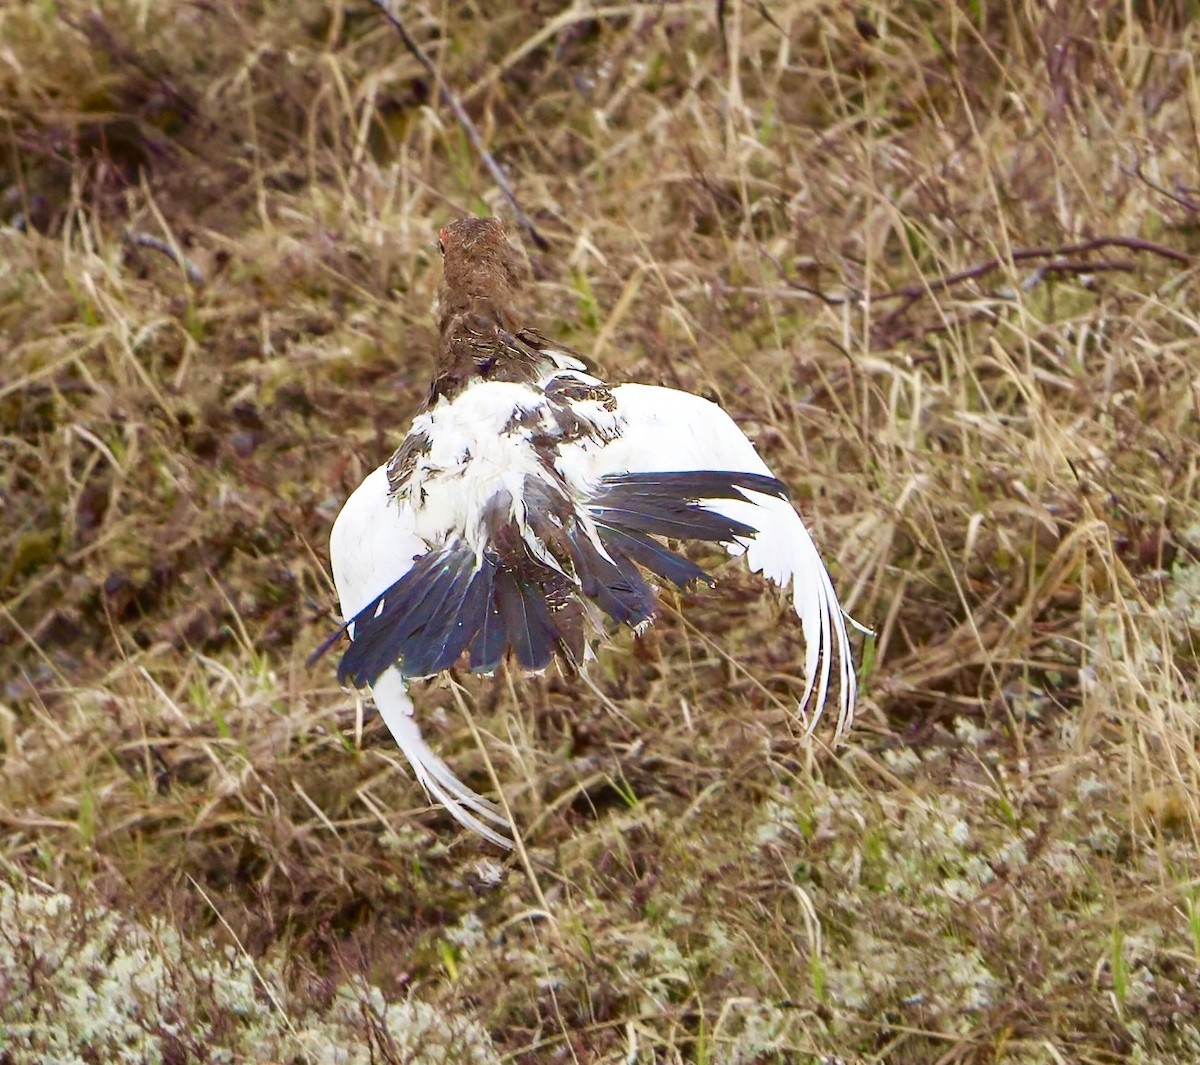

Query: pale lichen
<box><xmin>0</xmin><ymin>878</ymin><xmax>498</xmax><ymax>1065</ymax></box>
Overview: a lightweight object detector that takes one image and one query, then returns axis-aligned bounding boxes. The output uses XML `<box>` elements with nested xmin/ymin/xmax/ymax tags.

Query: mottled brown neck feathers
<box><xmin>431</xmin><ymin>217</ymin><xmax>548</xmax><ymax>403</ymax></box>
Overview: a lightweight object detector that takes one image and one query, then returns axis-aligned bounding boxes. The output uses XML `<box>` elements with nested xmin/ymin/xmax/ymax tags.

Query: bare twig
<box><xmin>756</xmin><ymin>235</ymin><xmax>1190</xmax><ymax>349</ymax></box>
<box><xmin>716</xmin><ymin>0</ymin><xmax>728</xmax><ymax>59</ymax></box>
<box><xmin>366</xmin><ymin>0</ymin><xmax>549</xmax><ymax>250</ymax></box>
<box><xmin>754</xmin><ymin>243</ymin><xmax>850</xmax><ymax>306</ymax></box>
<box><xmin>125</xmin><ymin>231</ymin><xmax>205</xmax><ymax>284</ymax></box>
<box><xmin>1020</xmin><ymin>260</ymin><xmax>1136</xmax><ymax>287</ymax></box>
<box><xmin>1124</xmin><ymin>159</ymin><xmax>1200</xmax><ymax>214</ymax></box>
<box><xmin>870</xmin><ymin>236</ymin><xmax>1190</xmax><ymax>303</ymax></box>
<box><xmin>762</xmin><ymin>235</ymin><xmax>1188</xmax><ymax>308</ymax></box>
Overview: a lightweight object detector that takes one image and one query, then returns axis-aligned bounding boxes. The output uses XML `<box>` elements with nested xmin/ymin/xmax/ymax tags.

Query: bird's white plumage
<box><xmin>330</xmin><ymin>466</ymin><xmax>423</xmax><ymax>622</ymax></box>
<box><xmin>329</xmin><ymin>372</ymin><xmax>856</xmax><ymax>847</ymax></box>
<box><xmin>401</xmin><ymin>378</ymin><xmax>615</xmax><ymax>552</ymax></box>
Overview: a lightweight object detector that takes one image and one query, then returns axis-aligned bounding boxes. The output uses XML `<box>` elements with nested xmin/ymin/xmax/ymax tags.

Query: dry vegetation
<box><xmin>3</xmin><ymin>1</ymin><xmax>1200</xmax><ymax>1061</ymax></box>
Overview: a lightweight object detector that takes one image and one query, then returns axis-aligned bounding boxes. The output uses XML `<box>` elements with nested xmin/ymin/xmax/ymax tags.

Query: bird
<box><xmin>322</xmin><ymin>216</ymin><xmax>857</xmax><ymax>848</ymax></box>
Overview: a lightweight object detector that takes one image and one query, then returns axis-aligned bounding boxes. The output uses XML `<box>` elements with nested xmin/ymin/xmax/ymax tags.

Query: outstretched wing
<box><xmin>329</xmin><ymin>464</ymin><xmax>512</xmax><ymax>847</ymax></box>
<box><xmin>556</xmin><ymin>382</ymin><xmax>857</xmax><ymax>737</ymax></box>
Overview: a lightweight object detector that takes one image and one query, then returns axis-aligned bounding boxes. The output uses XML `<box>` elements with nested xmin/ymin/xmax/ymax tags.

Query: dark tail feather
<box><xmin>401</xmin><ymin>559</ymin><xmax>493</xmax><ymax>678</ymax></box>
<box><xmin>494</xmin><ymin>567</ymin><xmax>559</xmax><ymax>671</ymax></box>
<box><xmin>563</xmin><ymin>525</ymin><xmax>655</xmax><ymax>629</ymax></box>
<box><xmin>469</xmin><ymin>559</ymin><xmax>506</xmax><ymax>673</ymax></box>
<box><xmin>464</xmin><ymin>549</ymin><xmax>584</xmax><ymax>673</ymax></box>
<box><xmin>338</xmin><ymin>541</ymin><xmax>485</xmax><ymax>687</ymax></box>
<box><xmin>596</xmin><ymin>470</ymin><xmax>788</xmax><ymax>501</ymax></box>
<box><xmin>545</xmin><ymin>581</ymin><xmax>586</xmax><ymax>666</ymax></box>
<box><xmin>588</xmin><ymin>503</ymin><xmax>756</xmax><ymax>541</ymax></box>
<box><xmin>307</xmin><ymin>618</ymin><xmax>350</xmax><ymax>668</ymax></box>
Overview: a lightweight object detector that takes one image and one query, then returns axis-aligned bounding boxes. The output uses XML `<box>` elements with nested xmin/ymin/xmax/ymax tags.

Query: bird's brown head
<box><xmin>437</xmin><ymin>217</ymin><xmax>529</xmax><ymax>330</ymax></box>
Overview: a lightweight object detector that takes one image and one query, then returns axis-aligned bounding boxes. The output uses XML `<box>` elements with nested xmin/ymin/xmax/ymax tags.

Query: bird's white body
<box><xmin>329</xmin><ymin>364</ymin><xmax>856</xmax><ymax>847</ymax></box>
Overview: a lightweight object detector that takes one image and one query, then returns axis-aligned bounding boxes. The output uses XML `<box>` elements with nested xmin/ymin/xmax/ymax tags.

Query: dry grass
<box><xmin>2</xmin><ymin>1</ymin><xmax>1200</xmax><ymax>1061</ymax></box>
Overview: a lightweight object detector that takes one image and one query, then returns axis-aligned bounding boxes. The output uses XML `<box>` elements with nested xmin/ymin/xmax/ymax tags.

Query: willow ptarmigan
<box><xmin>324</xmin><ymin>216</ymin><xmax>856</xmax><ymax>847</ymax></box>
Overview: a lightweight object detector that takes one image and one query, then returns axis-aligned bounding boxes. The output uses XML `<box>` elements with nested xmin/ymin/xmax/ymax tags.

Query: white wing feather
<box><xmin>556</xmin><ymin>383</ymin><xmax>857</xmax><ymax>737</ymax></box>
<box><xmin>330</xmin><ymin>465</ymin><xmax>513</xmax><ymax>847</ymax></box>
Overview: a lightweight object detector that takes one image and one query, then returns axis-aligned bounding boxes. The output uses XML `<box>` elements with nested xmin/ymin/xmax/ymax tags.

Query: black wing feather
<box><xmin>586</xmin><ymin>470</ymin><xmax>786</xmax><ymax>544</ymax></box>
<box><xmin>596</xmin><ymin>523</ymin><xmax>712</xmax><ymax>590</ymax></box>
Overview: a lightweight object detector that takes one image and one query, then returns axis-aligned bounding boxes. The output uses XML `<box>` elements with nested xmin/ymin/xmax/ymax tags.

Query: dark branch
<box><xmin>762</xmin><ymin>235</ymin><xmax>1189</xmax><ymax>309</ymax></box>
<box><xmin>126</xmin><ymin>232</ymin><xmax>205</xmax><ymax>284</ymax></box>
<box><xmin>753</xmin><ymin>243</ymin><xmax>849</xmax><ymax>306</ymax></box>
<box><xmin>871</xmin><ymin>237</ymin><xmax>1190</xmax><ymax>302</ymax></box>
<box><xmin>756</xmin><ymin>235</ymin><xmax>1190</xmax><ymax>350</ymax></box>
<box><xmin>366</xmin><ymin>0</ymin><xmax>549</xmax><ymax>251</ymax></box>
<box><xmin>1123</xmin><ymin>160</ymin><xmax>1200</xmax><ymax>215</ymax></box>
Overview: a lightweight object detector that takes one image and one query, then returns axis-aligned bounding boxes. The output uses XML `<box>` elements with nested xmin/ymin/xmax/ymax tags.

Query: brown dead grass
<box><xmin>2</xmin><ymin>1</ymin><xmax>1200</xmax><ymax>1062</ymax></box>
